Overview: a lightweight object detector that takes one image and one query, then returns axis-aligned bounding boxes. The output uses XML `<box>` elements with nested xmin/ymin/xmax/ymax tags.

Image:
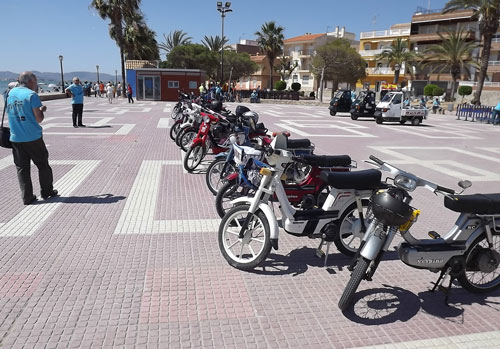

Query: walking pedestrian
<box><xmin>65</xmin><ymin>77</ymin><xmax>85</xmax><ymax>128</ymax></box>
<box><xmin>127</xmin><ymin>84</ymin><xmax>134</xmax><ymax>103</ymax></box>
<box><xmin>6</xmin><ymin>71</ymin><xmax>58</xmax><ymax>205</ymax></box>
<box><xmin>93</xmin><ymin>82</ymin><xmax>98</xmax><ymax>97</ymax></box>
<box><xmin>492</xmin><ymin>101</ymin><xmax>500</xmax><ymax>125</ymax></box>
<box><xmin>106</xmin><ymin>84</ymin><xmax>114</xmax><ymax>104</ymax></box>
<box><xmin>117</xmin><ymin>82</ymin><xmax>122</xmax><ymax>97</ymax></box>
<box><xmin>99</xmin><ymin>81</ymin><xmax>104</xmax><ymax>97</ymax></box>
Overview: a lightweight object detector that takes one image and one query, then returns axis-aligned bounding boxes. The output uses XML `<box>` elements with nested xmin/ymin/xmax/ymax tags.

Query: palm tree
<box><xmin>158</xmin><ymin>30</ymin><xmax>192</xmax><ymax>59</ymax></box>
<box><xmin>375</xmin><ymin>38</ymin><xmax>421</xmax><ymax>84</ymax></box>
<box><xmin>201</xmin><ymin>35</ymin><xmax>229</xmax><ymax>52</ymax></box>
<box><xmin>255</xmin><ymin>21</ymin><xmax>285</xmax><ymax>90</ymax></box>
<box><xmin>123</xmin><ymin>14</ymin><xmax>160</xmax><ymax>60</ymax></box>
<box><xmin>421</xmin><ymin>30</ymin><xmax>478</xmax><ymax>101</ymax></box>
<box><xmin>90</xmin><ymin>0</ymin><xmax>141</xmax><ymax>96</ymax></box>
<box><xmin>443</xmin><ymin>0</ymin><xmax>500</xmax><ymax>105</ymax></box>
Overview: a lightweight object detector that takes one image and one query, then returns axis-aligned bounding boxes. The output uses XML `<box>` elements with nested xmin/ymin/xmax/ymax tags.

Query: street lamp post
<box><xmin>394</xmin><ymin>63</ymin><xmax>401</xmax><ymax>85</ymax></box>
<box><xmin>58</xmin><ymin>55</ymin><xmax>64</xmax><ymax>92</ymax></box>
<box><xmin>115</xmin><ymin>70</ymin><xmax>117</xmax><ymax>86</ymax></box>
<box><xmin>217</xmin><ymin>1</ymin><xmax>232</xmax><ymax>84</ymax></box>
<box><xmin>96</xmin><ymin>65</ymin><xmax>100</xmax><ymax>84</ymax></box>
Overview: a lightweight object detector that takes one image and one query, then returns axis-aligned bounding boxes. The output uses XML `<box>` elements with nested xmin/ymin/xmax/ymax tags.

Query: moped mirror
<box><xmin>458</xmin><ymin>180</ymin><xmax>472</xmax><ymax>190</ymax></box>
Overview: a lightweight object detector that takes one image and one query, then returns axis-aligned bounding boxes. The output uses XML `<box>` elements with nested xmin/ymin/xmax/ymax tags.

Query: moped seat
<box><xmin>444</xmin><ymin>193</ymin><xmax>500</xmax><ymax>214</ymax></box>
<box><xmin>287</xmin><ymin>138</ymin><xmax>311</xmax><ymax>149</ymax></box>
<box><xmin>320</xmin><ymin>169</ymin><xmax>382</xmax><ymax>190</ymax></box>
<box><xmin>300</xmin><ymin>155</ymin><xmax>351</xmax><ymax>168</ymax></box>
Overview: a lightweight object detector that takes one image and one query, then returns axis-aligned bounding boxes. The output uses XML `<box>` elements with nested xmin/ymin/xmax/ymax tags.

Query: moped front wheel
<box><xmin>169</xmin><ymin>121</ymin><xmax>181</xmax><ymax>141</ymax></box>
<box><xmin>215</xmin><ymin>180</ymin><xmax>256</xmax><ymax>218</ymax></box>
<box><xmin>338</xmin><ymin>257</ymin><xmax>370</xmax><ymax>311</ymax></box>
<box><xmin>179</xmin><ymin>129</ymin><xmax>197</xmax><ymax>152</ymax></box>
<box><xmin>457</xmin><ymin>232</ymin><xmax>500</xmax><ymax>293</ymax></box>
<box><xmin>184</xmin><ymin>145</ymin><xmax>205</xmax><ymax>172</ymax></box>
<box><xmin>206</xmin><ymin>158</ymin><xmax>236</xmax><ymax>195</ymax></box>
<box><xmin>218</xmin><ymin>205</ymin><xmax>271</xmax><ymax>270</ymax></box>
<box><xmin>333</xmin><ymin>200</ymin><xmax>370</xmax><ymax>256</ymax></box>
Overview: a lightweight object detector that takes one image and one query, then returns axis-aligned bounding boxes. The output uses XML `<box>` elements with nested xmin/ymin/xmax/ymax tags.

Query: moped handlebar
<box><xmin>436</xmin><ymin>185</ymin><xmax>455</xmax><ymax>195</ymax></box>
<box><xmin>369</xmin><ymin>155</ymin><xmax>384</xmax><ymax>166</ymax></box>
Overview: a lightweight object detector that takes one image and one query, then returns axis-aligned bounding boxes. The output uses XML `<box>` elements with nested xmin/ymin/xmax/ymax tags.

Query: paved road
<box><xmin>0</xmin><ymin>97</ymin><xmax>499</xmax><ymax>348</ymax></box>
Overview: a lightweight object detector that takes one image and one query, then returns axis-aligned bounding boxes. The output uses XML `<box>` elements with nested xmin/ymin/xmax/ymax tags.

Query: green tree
<box><xmin>421</xmin><ymin>30</ymin><xmax>478</xmax><ymax>101</ymax></box>
<box><xmin>375</xmin><ymin>37</ymin><xmax>420</xmax><ymax>84</ymax></box>
<box><xmin>158</xmin><ymin>30</ymin><xmax>192</xmax><ymax>59</ymax></box>
<box><xmin>276</xmin><ymin>56</ymin><xmax>298</xmax><ymax>81</ymax></box>
<box><xmin>90</xmin><ymin>0</ymin><xmax>143</xmax><ymax>95</ymax></box>
<box><xmin>311</xmin><ymin>39</ymin><xmax>366</xmax><ymax>97</ymax></box>
<box><xmin>443</xmin><ymin>0</ymin><xmax>500</xmax><ymax>105</ymax></box>
<box><xmin>458</xmin><ymin>85</ymin><xmax>473</xmax><ymax>101</ymax></box>
<box><xmin>222</xmin><ymin>51</ymin><xmax>258</xmax><ymax>83</ymax></box>
<box><xmin>424</xmin><ymin>84</ymin><xmax>439</xmax><ymax>96</ymax></box>
<box><xmin>161</xmin><ymin>44</ymin><xmax>219</xmax><ymax>79</ymax></box>
<box><xmin>275</xmin><ymin>80</ymin><xmax>286</xmax><ymax>91</ymax></box>
<box><xmin>255</xmin><ymin>21</ymin><xmax>285</xmax><ymax>90</ymax></box>
<box><xmin>123</xmin><ymin>13</ymin><xmax>159</xmax><ymax>60</ymax></box>
<box><xmin>201</xmin><ymin>35</ymin><xmax>229</xmax><ymax>52</ymax></box>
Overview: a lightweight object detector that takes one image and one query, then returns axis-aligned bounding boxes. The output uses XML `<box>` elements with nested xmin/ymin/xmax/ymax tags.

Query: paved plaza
<box><xmin>0</xmin><ymin>97</ymin><xmax>500</xmax><ymax>348</ymax></box>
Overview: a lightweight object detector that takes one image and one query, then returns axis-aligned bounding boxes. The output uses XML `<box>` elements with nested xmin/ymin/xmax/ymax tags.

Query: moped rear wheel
<box><xmin>457</xmin><ymin>232</ymin><xmax>500</xmax><ymax>293</ymax></box>
<box><xmin>333</xmin><ymin>200</ymin><xmax>370</xmax><ymax>256</ymax></box>
<box><xmin>184</xmin><ymin>145</ymin><xmax>205</xmax><ymax>172</ymax></box>
<box><xmin>218</xmin><ymin>205</ymin><xmax>271</xmax><ymax>270</ymax></box>
<box><xmin>338</xmin><ymin>257</ymin><xmax>370</xmax><ymax>310</ymax></box>
<box><xmin>206</xmin><ymin>158</ymin><xmax>236</xmax><ymax>195</ymax></box>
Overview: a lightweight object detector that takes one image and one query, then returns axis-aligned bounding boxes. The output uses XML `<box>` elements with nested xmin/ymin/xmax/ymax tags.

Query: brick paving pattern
<box><xmin>0</xmin><ymin>97</ymin><xmax>499</xmax><ymax>348</ymax></box>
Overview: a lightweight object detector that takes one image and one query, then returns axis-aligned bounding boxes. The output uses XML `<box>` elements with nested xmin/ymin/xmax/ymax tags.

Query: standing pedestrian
<box><xmin>117</xmin><ymin>82</ymin><xmax>122</xmax><ymax>97</ymax></box>
<box><xmin>65</xmin><ymin>77</ymin><xmax>85</xmax><ymax>128</ymax></box>
<box><xmin>492</xmin><ymin>101</ymin><xmax>500</xmax><ymax>125</ymax></box>
<box><xmin>6</xmin><ymin>71</ymin><xmax>58</xmax><ymax>205</ymax></box>
<box><xmin>99</xmin><ymin>81</ymin><xmax>104</xmax><ymax>97</ymax></box>
<box><xmin>127</xmin><ymin>84</ymin><xmax>134</xmax><ymax>103</ymax></box>
<box><xmin>106</xmin><ymin>84</ymin><xmax>114</xmax><ymax>104</ymax></box>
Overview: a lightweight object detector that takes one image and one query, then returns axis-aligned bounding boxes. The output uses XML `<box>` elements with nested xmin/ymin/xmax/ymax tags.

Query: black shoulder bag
<box><xmin>0</xmin><ymin>92</ymin><xmax>13</xmax><ymax>148</ymax></box>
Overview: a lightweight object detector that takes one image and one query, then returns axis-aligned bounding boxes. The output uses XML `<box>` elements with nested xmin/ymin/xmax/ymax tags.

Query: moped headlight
<box><xmin>394</xmin><ymin>175</ymin><xmax>417</xmax><ymax>191</ymax></box>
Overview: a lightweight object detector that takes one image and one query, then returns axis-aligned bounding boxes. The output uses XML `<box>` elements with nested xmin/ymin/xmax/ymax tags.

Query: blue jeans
<box><xmin>492</xmin><ymin>110</ymin><xmax>500</xmax><ymax>125</ymax></box>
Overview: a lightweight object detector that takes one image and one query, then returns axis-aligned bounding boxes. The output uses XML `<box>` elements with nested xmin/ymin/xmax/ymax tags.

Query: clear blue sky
<box><xmin>0</xmin><ymin>0</ymin><xmax>449</xmax><ymax>75</ymax></box>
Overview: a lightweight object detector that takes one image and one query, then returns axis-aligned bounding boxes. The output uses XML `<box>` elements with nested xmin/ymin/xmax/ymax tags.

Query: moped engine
<box><xmin>300</xmin><ymin>194</ymin><xmax>315</xmax><ymax>209</ymax></box>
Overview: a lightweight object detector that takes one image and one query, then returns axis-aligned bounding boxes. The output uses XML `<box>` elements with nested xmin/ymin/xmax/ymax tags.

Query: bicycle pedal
<box><xmin>428</xmin><ymin>231</ymin><xmax>441</xmax><ymax>239</ymax></box>
<box><xmin>316</xmin><ymin>249</ymin><xmax>325</xmax><ymax>259</ymax></box>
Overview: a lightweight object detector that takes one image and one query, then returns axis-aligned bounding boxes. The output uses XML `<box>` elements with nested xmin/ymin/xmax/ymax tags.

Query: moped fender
<box><xmin>191</xmin><ymin>138</ymin><xmax>203</xmax><ymax>147</ymax></box>
<box><xmin>231</xmin><ymin>197</ymin><xmax>279</xmax><ymax>241</ymax></box>
<box><xmin>360</xmin><ymin>233</ymin><xmax>386</xmax><ymax>261</ymax></box>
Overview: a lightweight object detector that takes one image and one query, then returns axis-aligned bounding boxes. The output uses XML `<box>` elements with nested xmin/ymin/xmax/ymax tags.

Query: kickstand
<box><xmin>430</xmin><ymin>267</ymin><xmax>453</xmax><ymax>305</ymax></box>
<box><xmin>315</xmin><ymin>239</ymin><xmax>331</xmax><ymax>267</ymax></box>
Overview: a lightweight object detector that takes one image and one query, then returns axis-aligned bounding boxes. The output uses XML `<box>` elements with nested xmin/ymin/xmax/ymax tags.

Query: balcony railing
<box><xmin>359</xmin><ymin>49</ymin><xmax>385</xmax><ymax>56</ymax></box>
<box><xmin>366</xmin><ymin>67</ymin><xmax>394</xmax><ymax>75</ymax></box>
<box><xmin>489</xmin><ymin>61</ymin><xmax>500</xmax><ymax>65</ymax></box>
<box><xmin>459</xmin><ymin>81</ymin><xmax>500</xmax><ymax>87</ymax></box>
<box><xmin>298</xmin><ymin>49</ymin><xmax>315</xmax><ymax>56</ymax></box>
<box><xmin>360</xmin><ymin>28</ymin><xmax>410</xmax><ymax>39</ymax></box>
<box><xmin>492</xmin><ymin>38</ymin><xmax>500</xmax><ymax>43</ymax></box>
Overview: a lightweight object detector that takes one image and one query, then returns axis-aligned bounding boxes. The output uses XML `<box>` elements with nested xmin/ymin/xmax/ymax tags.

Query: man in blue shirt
<box><xmin>492</xmin><ymin>101</ymin><xmax>500</xmax><ymax>125</ymax></box>
<box><xmin>6</xmin><ymin>71</ymin><xmax>58</xmax><ymax>205</ymax></box>
<box><xmin>65</xmin><ymin>76</ymin><xmax>85</xmax><ymax>128</ymax></box>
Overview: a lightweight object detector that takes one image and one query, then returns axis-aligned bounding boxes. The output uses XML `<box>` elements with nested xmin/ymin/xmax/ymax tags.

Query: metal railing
<box><xmin>414</xmin><ymin>7</ymin><xmax>443</xmax><ymax>15</ymax></box>
<box><xmin>459</xmin><ymin>81</ymin><xmax>500</xmax><ymax>87</ymax></box>
<box><xmin>456</xmin><ymin>103</ymin><xmax>495</xmax><ymax>122</ymax></box>
<box><xmin>298</xmin><ymin>49</ymin><xmax>315</xmax><ymax>56</ymax></box>
<box><xmin>360</xmin><ymin>29</ymin><xmax>410</xmax><ymax>39</ymax></box>
<box><xmin>489</xmin><ymin>61</ymin><xmax>500</xmax><ymax>66</ymax></box>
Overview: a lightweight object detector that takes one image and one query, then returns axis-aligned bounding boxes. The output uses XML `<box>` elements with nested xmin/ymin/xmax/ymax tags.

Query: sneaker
<box><xmin>73</xmin><ymin>125</ymin><xmax>78</xmax><ymax>128</ymax></box>
<box><xmin>41</xmin><ymin>190</ymin><xmax>59</xmax><ymax>200</ymax></box>
<box><xmin>78</xmin><ymin>124</ymin><xmax>86</xmax><ymax>127</ymax></box>
<box><xmin>23</xmin><ymin>195</ymin><xmax>37</xmax><ymax>205</ymax></box>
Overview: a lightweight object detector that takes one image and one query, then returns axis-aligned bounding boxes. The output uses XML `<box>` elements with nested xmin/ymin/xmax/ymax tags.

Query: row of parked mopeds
<box><xmin>170</xmin><ymin>92</ymin><xmax>500</xmax><ymax>310</ymax></box>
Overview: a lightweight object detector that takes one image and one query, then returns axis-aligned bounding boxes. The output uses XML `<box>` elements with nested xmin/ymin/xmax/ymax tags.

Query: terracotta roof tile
<box><xmin>284</xmin><ymin>33</ymin><xmax>325</xmax><ymax>43</ymax></box>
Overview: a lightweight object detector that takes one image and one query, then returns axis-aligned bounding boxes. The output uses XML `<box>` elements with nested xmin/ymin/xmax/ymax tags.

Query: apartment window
<box><xmin>302</xmin><ymin>75</ymin><xmax>309</xmax><ymax>85</ymax></box>
<box><xmin>293</xmin><ymin>74</ymin><xmax>298</xmax><ymax>82</ymax></box>
<box><xmin>364</xmin><ymin>43</ymin><xmax>371</xmax><ymax>50</ymax></box>
<box><xmin>168</xmin><ymin>81</ymin><xmax>179</xmax><ymax>88</ymax></box>
<box><xmin>189</xmin><ymin>81</ymin><xmax>197</xmax><ymax>89</ymax></box>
